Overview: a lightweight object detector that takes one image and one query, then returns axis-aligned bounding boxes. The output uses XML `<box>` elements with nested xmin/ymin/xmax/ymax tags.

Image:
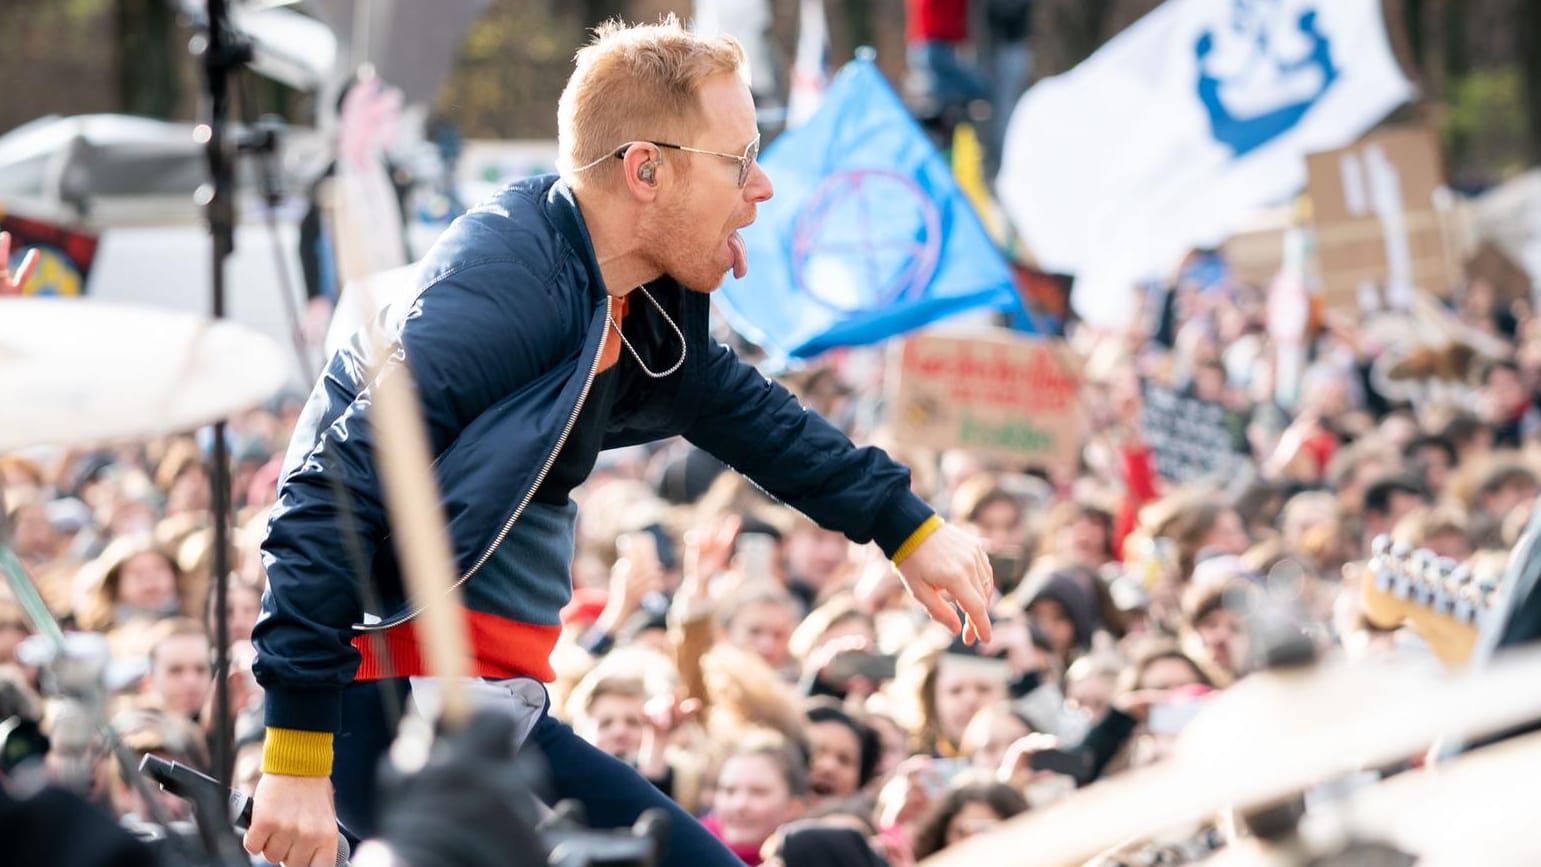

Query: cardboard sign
<box><xmin>888</xmin><ymin>331</ymin><xmax>1082</xmax><ymax>468</ymax></box>
<box><xmin>1139</xmin><ymin>381</ymin><xmax>1250</xmax><ymax>483</ymax></box>
<box><xmin>1306</xmin><ymin>125</ymin><xmax>1454</xmax><ymax>311</ymax></box>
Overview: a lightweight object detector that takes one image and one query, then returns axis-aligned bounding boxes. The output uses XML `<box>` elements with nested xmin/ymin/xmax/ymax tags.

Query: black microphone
<box><xmin>140</xmin><ymin>754</ymin><xmax>352</xmax><ymax>866</ymax></box>
<box><xmin>140</xmin><ymin>753</ymin><xmax>253</xmax><ymax>827</ymax></box>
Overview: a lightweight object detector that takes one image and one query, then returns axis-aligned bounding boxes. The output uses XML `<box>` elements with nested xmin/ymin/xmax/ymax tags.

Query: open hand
<box><xmin>894</xmin><ymin>522</ymin><xmax>993</xmax><ymax>644</ymax></box>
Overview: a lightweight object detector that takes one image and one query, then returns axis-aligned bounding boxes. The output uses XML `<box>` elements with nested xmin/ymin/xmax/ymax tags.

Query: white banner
<box><xmin>997</xmin><ymin>0</ymin><xmax>1412</xmax><ymax>329</ymax></box>
<box><xmin>785</xmin><ymin>0</ymin><xmax>831</xmax><ymax>127</ymax></box>
<box><xmin>693</xmin><ymin>0</ymin><xmax>779</xmax><ymax>101</ymax></box>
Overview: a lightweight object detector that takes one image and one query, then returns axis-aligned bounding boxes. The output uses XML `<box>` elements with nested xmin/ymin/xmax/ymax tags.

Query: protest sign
<box><xmin>1306</xmin><ymin>125</ymin><xmax>1455</xmax><ymax>310</ymax></box>
<box><xmin>888</xmin><ymin>330</ymin><xmax>1082</xmax><ymax>468</ymax></box>
<box><xmin>1140</xmin><ymin>381</ymin><xmax>1251</xmax><ymax>482</ymax></box>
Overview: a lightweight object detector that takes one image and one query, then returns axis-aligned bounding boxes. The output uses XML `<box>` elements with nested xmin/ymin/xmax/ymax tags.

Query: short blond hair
<box><xmin>557</xmin><ymin>15</ymin><xmax>744</xmax><ymax>183</ymax></box>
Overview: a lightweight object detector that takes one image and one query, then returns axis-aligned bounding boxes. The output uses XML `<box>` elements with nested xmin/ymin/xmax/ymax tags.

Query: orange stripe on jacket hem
<box><xmin>352</xmin><ymin>607</ymin><xmax>561</xmax><ymax>682</ymax></box>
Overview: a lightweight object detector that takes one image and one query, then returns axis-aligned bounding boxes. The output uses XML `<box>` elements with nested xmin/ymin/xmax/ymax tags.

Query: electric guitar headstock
<box><xmin>1360</xmin><ymin>534</ymin><xmax>1498</xmax><ymax>668</ymax></box>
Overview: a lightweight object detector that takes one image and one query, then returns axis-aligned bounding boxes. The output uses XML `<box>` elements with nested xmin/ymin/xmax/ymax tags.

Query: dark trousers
<box><xmin>331</xmin><ymin>679</ymin><xmax>740</xmax><ymax>867</ymax></box>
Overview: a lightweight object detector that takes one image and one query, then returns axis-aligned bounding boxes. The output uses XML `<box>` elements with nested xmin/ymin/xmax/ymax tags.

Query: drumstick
<box><xmin>365</xmin><ymin>367</ymin><xmax>473</xmax><ymax>727</ymax></box>
<box><xmin>329</xmin><ymin>73</ymin><xmax>471</xmax><ymax>728</ymax></box>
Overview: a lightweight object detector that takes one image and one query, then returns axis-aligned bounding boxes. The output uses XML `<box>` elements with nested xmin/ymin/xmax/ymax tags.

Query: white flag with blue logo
<box><xmin>997</xmin><ymin>0</ymin><xmax>1413</xmax><ymax>328</ymax></box>
<box><xmin>718</xmin><ymin>59</ymin><xmax>1021</xmax><ymax>361</ymax></box>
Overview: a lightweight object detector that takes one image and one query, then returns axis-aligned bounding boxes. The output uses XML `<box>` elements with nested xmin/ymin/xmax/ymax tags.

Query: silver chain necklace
<box><xmin>608</xmin><ymin>286</ymin><xmax>686</xmax><ymax>378</ymax></box>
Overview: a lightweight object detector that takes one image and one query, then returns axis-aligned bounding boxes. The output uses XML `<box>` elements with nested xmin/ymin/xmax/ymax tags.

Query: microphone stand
<box><xmin>193</xmin><ymin>0</ymin><xmax>248</xmax><ymax>795</ymax></box>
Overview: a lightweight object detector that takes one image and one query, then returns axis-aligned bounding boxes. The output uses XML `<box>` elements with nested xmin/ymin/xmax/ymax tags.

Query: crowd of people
<box><xmin>3</xmin><ymin>11</ymin><xmax>1539</xmax><ymax>867</ymax></box>
<box><xmin>3</xmin><ymin>248</ymin><xmax>1537</xmax><ymax>864</ymax></box>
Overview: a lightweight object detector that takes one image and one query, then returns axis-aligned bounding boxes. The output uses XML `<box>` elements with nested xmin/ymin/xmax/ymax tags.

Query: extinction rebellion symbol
<box><xmin>789</xmin><ymin>168</ymin><xmax>942</xmax><ymax>314</ymax></box>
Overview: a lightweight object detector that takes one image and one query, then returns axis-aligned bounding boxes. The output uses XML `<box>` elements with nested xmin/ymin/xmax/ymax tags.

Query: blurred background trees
<box><xmin>0</xmin><ymin>0</ymin><xmax>1535</xmax><ymax>185</ymax></box>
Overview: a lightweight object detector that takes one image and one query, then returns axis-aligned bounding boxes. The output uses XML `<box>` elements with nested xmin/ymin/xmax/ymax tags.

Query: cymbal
<box><xmin>919</xmin><ymin>646</ymin><xmax>1541</xmax><ymax>867</ymax></box>
<box><xmin>1199</xmin><ymin>731</ymin><xmax>1541</xmax><ymax>867</ymax></box>
<box><xmin>0</xmin><ymin>297</ymin><xmax>288</xmax><ymax>451</ymax></box>
<box><xmin>1329</xmin><ymin>729</ymin><xmax>1541</xmax><ymax>866</ymax></box>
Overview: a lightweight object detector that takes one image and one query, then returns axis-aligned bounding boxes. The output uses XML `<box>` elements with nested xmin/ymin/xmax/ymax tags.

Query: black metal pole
<box><xmin>200</xmin><ymin>0</ymin><xmax>248</xmax><ymax>796</ymax></box>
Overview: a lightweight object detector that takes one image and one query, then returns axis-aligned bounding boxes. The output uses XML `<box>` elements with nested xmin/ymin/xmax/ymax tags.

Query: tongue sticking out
<box><xmin>728</xmin><ymin>231</ymin><xmax>748</xmax><ymax>279</ymax></box>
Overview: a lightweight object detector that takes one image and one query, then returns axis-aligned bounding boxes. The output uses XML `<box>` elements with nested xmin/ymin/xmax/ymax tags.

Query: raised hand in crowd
<box><xmin>875</xmin><ymin>755</ymin><xmax>943</xmax><ymax>834</ymax></box>
<box><xmin>984</xmin><ymin>614</ymin><xmax>1049</xmax><ymax>683</ymax></box>
<box><xmin>0</xmin><ymin>232</ymin><xmax>39</xmax><ymax>295</ymax></box>
<box><xmin>593</xmin><ymin>530</ymin><xmax>668</xmax><ymax>637</ymax></box>
<box><xmin>895</xmin><ymin>523</ymin><xmax>994</xmax><ymax>645</ymax></box>
<box><xmin>798</xmin><ymin>633</ymin><xmax>879</xmax><ymax>702</ymax></box>
<box><xmin>851</xmin><ymin>551</ymin><xmax>906</xmax><ymax>614</ymax></box>
<box><xmin>996</xmin><ymin>731</ymin><xmax>1061</xmax><ymax>790</ymax></box>
<box><xmin>1262</xmin><ymin>409</ymin><xmax>1325</xmax><ymax>481</ymax></box>
<box><xmin>680</xmin><ymin>514</ymin><xmax>741</xmax><ymax>606</ymax></box>
<box><xmin>1111</xmin><ymin>687</ymin><xmax>1173</xmax><ymax>724</ymax></box>
<box><xmin>637</xmin><ymin>693</ymin><xmax>702</xmax><ymax>782</ymax></box>
<box><xmin>801</xmin><ymin>633</ymin><xmax>870</xmax><ymax>675</ymax></box>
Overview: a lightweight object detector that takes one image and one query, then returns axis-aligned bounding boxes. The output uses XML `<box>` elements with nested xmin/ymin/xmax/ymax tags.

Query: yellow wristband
<box><xmin>262</xmin><ymin>727</ymin><xmax>334</xmax><ymax>777</ymax></box>
<box><xmin>892</xmin><ymin>515</ymin><xmax>945</xmax><ymax>567</ymax></box>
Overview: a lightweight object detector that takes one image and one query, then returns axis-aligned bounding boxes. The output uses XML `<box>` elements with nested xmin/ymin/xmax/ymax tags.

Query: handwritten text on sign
<box><xmin>889</xmin><ymin>332</ymin><xmax>1082</xmax><ymax>467</ymax></box>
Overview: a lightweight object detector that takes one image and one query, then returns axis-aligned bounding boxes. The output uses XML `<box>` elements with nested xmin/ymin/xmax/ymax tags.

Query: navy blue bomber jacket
<box><xmin>252</xmin><ymin>175</ymin><xmax>936</xmax><ymax>754</ymax></box>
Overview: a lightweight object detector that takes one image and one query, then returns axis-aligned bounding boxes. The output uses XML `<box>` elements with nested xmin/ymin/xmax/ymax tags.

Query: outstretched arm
<box><xmin>684</xmin><ymin>342</ymin><xmax>991</xmax><ymax>642</ymax></box>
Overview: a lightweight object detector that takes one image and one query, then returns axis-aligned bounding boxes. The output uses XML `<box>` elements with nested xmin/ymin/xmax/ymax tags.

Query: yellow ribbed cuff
<box><xmin>262</xmin><ymin>727</ymin><xmax>335</xmax><ymax>777</ymax></box>
<box><xmin>892</xmin><ymin>515</ymin><xmax>945</xmax><ymax>567</ymax></box>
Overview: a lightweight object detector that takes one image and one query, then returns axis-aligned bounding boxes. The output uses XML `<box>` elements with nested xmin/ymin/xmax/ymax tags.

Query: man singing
<box><xmin>246</xmin><ymin>17</ymin><xmax>994</xmax><ymax>867</ymax></box>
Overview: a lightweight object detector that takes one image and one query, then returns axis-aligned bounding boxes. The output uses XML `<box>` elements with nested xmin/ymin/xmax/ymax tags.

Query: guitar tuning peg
<box><xmin>1461</xmin><ymin>570</ymin><xmax>1501</xmax><ymax>628</ymax></box>
<box><xmin>1390</xmin><ymin>548</ymin><xmax>1420</xmax><ymax>599</ymax></box>
<box><xmin>1449</xmin><ymin>565</ymin><xmax>1477</xmax><ymax>623</ymax></box>
<box><xmin>1447</xmin><ymin>564</ymin><xmax>1472</xmax><ymax>592</ymax></box>
<box><xmin>1476</xmin><ymin>575</ymin><xmax>1499</xmax><ymax>598</ymax></box>
<box><xmin>1404</xmin><ymin>549</ymin><xmax>1435</xmax><ymax>605</ymax></box>
<box><xmin>1368</xmin><ymin>540</ymin><xmax>1395</xmax><ymax>592</ymax></box>
<box><xmin>1432</xmin><ymin>557</ymin><xmax>1459</xmax><ymax>613</ymax></box>
<box><xmin>1370</xmin><ymin>534</ymin><xmax>1392</xmax><ymax>558</ymax></box>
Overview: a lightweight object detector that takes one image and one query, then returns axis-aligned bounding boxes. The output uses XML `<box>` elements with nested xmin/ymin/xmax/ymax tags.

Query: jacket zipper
<box><xmin>355</xmin><ymin>309</ymin><xmax>612</xmax><ymax>632</ymax></box>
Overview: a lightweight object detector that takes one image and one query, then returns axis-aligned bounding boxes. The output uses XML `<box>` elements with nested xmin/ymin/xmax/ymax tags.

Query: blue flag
<box><xmin>717</xmin><ymin>58</ymin><xmax>1021</xmax><ymax>360</ymax></box>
